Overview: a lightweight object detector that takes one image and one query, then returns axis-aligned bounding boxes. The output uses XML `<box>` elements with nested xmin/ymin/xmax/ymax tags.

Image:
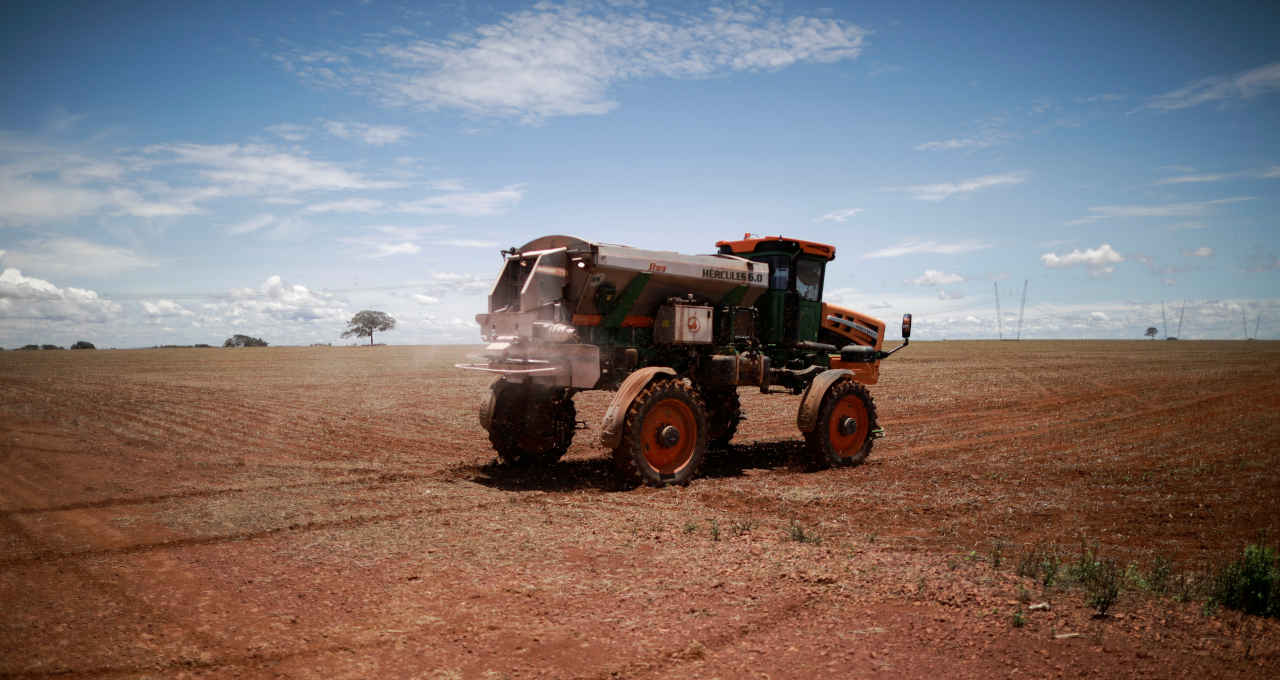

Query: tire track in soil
<box><xmin>1</xmin><ymin>471</ymin><xmax>432</xmax><ymax>515</ymax></box>
<box><xmin>0</xmin><ymin>492</ymin><xmax>514</xmax><ymax>567</ymax></box>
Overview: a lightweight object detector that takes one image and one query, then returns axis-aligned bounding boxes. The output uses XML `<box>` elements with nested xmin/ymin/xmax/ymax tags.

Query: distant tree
<box><xmin>71</xmin><ymin>340</ymin><xmax>96</xmax><ymax>350</ymax></box>
<box><xmin>41</xmin><ymin>344</ymin><xmax>64</xmax><ymax>350</ymax></box>
<box><xmin>19</xmin><ymin>344</ymin><xmax>39</xmax><ymax>351</ymax></box>
<box><xmin>342</xmin><ymin>310</ymin><xmax>396</xmax><ymax>346</ymax></box>
<box><xmin>223</xmin><ymin>334</ymin><xmax>268</xmax><ymax>348</ymax></box>
<box><xmin>1145</xmin><ymin>327</ymin><xmax>1158</xmax><ymax>340</ymax></box>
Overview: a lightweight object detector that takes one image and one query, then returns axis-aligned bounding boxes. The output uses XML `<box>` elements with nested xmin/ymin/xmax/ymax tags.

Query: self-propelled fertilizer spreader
<box><xmin>457</xmin><ymin>234</ymin><xmax>911</xmax><ymax>486</ymax></box>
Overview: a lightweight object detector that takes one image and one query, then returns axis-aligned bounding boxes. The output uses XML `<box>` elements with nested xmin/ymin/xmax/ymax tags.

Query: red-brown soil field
<box><xmin>2</xmin><ymin>340</ymin><xmax>1278</xmax><ymax>678</ymax></box>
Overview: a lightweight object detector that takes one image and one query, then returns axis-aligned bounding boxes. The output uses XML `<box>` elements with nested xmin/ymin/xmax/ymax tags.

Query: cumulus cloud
<box><xmin>141</xmin><ymin>299</ymin><xmax>194</xmax><ymax>317</ymax></box>
<box><xmin>1040</xmin><ymin>243</ymin><xmax>1123</xmax><ymax>276</ymax></box>
<box><xmin>886</xmin><ymin>172</ymin><xmax>1027</xmax><ymax>201</ymax></box>
<box><xmin>224</xmin><ymin>275</ymin><xmax>346</xmax><ymax>323</ymax></box>
<box><xmin>413</xmin><ymin>294</ymin><xmax>440</xmax><ymax>305</ymax></box>
<box><xmin>864</xmin><ymin>239</ymin><xmax>992</xmax><ymax>259</ymax></box>
<box><xmin>278</xmin><ymin>2</ymin><xmax>867</xmax><ymax>122</ymax></box>
<box><xmin>1186</xmin><ymin>246</ymin><xmax>1214</xmax><ymax>257</ymax></box>
<box><xmin>1145</xmin><ymin>61</ymin><xmax>1280</xmax><ymax>111</ymax></box>
<box><xmin>0</xmin><ymin>268</ymin><xmax>121</xmax><ymax>322</ymax></box>
<box><xmin>908</xmin><ymin>269</ymin><xmax>964</xmax><ymax>286</ymax></box>
<box><xmin>815</xmin><ymin>208</ymin><xmax>862</xmax><ymax>223</ymax></box>
<box><xmin>937</xmin><ymin>289</ymin><xmax>965</xmax><ymax>300</ymax></box>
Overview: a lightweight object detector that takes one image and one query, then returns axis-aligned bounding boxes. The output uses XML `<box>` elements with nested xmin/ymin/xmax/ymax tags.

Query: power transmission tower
<box><xmin>1256</xmin><ymin>313</ymin><xmax>1262</xmax><ymax>339</ymax></box>
<box><xmin>1176</xmin><ymin>301</ymin><xmax>1186</xmax><ymax>338</ymax></box>
<box><xmin>1161</xmin><ymin>301</ymin><xmax>1168</xmax><ymax>339</ymax></box>
<box><xmin>1016</xmin><ymin>279</ymin><xmax>1028</xmax><ymax>340</ymax></box>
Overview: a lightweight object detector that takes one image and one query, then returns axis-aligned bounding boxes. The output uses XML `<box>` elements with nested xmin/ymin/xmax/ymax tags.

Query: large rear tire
<box><xmin>488</xmin><ymin>381</ymin><xmax>576</xmax><ymax>466</ymax></box>
<box><xmin>613</xmin><ymin>378</ymin><xmax>708</xmax><ymax>486</ymax></box>
<box><xmin>804</xmin><ymin>379</ymin><xmax>877</xmax><ymax>468</ymax></box>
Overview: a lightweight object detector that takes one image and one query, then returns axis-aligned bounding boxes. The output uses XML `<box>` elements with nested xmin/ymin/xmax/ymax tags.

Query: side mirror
<box><xmin>901</xmin><ymin>314</ymin><xmax>912</xmax><ymax>339</ymax></box>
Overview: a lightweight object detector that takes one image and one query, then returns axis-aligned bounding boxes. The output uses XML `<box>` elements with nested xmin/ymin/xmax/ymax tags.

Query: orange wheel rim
<box><xmin>641</xmin><ymin>397</ymin><xmax>697</xmax><ymax>475</ymax></box>
<box><xmin>828</xmin><ymin>393</ymin><xmax>869</xmax><ymax>457</ymax></box>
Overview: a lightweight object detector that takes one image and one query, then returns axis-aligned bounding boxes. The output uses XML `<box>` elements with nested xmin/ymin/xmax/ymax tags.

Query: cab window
<box><xmin>795</xmin><ymin>258</ymin><xmax>823</xmax><ymax>301</ymax></box>
<box><xmin>761</xmin><ymin>255</ymin><xmax>790</xmax><ymax>290</ymax></box>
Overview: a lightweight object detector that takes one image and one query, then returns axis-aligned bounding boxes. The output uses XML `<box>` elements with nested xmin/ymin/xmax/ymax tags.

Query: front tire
<box><xmin>487</xmin><ymin>381</ymin><xmax>576</xmax><ymax>466</ymax></box>
<box><xmin>804</xmin><ymin>379</ymin><xmax>877</xmax><ymax>468</ymax></box>
<box><xmin>613</xmin><ymin>378</ymin><xmax>708</xmax><ymax>486</ymax></box>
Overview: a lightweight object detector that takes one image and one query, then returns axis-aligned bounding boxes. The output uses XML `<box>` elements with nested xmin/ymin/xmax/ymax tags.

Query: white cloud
<box><xmin>1186</xmin><ymin>246</ymin><xmax>1214</xmax><ymax>257</ymax></box>
<box><xmin>0</xmin><ymin>268</ymin><xmax>121</xmax><ymax>322</ymax></box>
<box><xmin>338</xmin><ymin>236</ymin><xmax>422</xmax><ymax>258</ymax></box>
<box><xmin>374</xmin><ymin>242</ymin><xmax>421</xmax><ymax>257</ymax></box>
<box><xmin>428</xmin><ymin>271</ymin><xmax>492</xmax><ymax>296</ymax></box>
<box><xmin>1066</xmin><ymin>196</ymin><xmax>1254</xmax><ymax>224</ymax></box>
<box><xmin>886</xmin><ymin>172</ymin><xmax>1027</xmax><ymax>201</ymax></box>
<box><xmin>224</xmin><ymin>275</ymin><xmax>347</xmax><ymax>323</ymax></box>
<box><xmin>909</xmin><ymin>269</ymin><xmax>964</xmax><ymax>286</ymax></box>
<box><xmin>397</xmin><ymin>184</ymin><xmax>524</xmax><ymax>216</ymax></box>
<box><xmin>937</xmin><ymin>289</ymin><xmax>965</xmax><ymax>300</ymax></box>
<box><xmin>913</xmin><ymin>137</ymin><xmax>994</xmax><ymax>151</ymax></box>
<box><xmin>228</xmin><ymin>213</ymin><xmax>277</xmax><ymax>235</ymax></box>
<box><xmin>265</xmin><ymin>123</ymin><xmax>309</xmax><ymax>142</ymax></box>
<box><xmin>373</xmin><ymin>225</ymin><xmax>451</xmax><ymax>240</ymax></box>
<box><xmin>322</xmin><ymin>121</ymin><xmax>412</xmax><ymax>146</ymax></box>
<box><xmin>428</xmin><ymin>179</ymin><xmax>466</xmax><ymax>192</ymax></box>
<box><xmin>1090</xmin><ymin>311</ymin><xmax>1109</xmax><ymax>322</ymax></box>
<box><xmin>413</xmin><ymin>294</ymin><xmax>440</xmax><ymax>305</ymax></box>
<box><xmin>306</xmin><ymin>198</ymin><xmax>386</xmax><ymax>213</ymax></box>
<box><xmin>141</xmin><ymin>299</ymin><xmax>194</xmax><ymax>317</ymax></box>
<box><xmin>1155</xmin><ymin>167</ymin><xmax>1280</xmax><ymax>185</ymax></box>
<box><xmin>1040</xmin><ymin>243</ymin><xmax>1123</xmax><ymax>276</ymax></box>
<box><xmin>1154</xmin><ymin>172</ymin><xmax>1234</xmax><ymax>185</ymax></box>
<box><xmin>433</xmin><ymin>239</ymin><xmax>499</xmax><ymax>248</ymax></box>
<box><xmin>144</xmin><ymin>143</ymin><xmax>398</xmax><ymax>195</ymax></box>
<box><xmin>815</xmin><ymin>207</ymin><xmax>862</xmax><ymax>223</ymax></box>
<box><xmin>863</xmin><ymin>239</ymin><xmax>992</xmax><ymax>259</ymax></box>
<box><xmin>280</xmin><ymin>2</ymin><xmax>867</xmax><ymax>122</ymax></box>
<box><xmin>1145</xmin><ymin>61</ymin><xmax>1280</xmax><ymax>111</ymax></box>
<box><xmin>4</xmin><ymin>237</ymin><xmax>155</xmax><ymax>277</ymax></box>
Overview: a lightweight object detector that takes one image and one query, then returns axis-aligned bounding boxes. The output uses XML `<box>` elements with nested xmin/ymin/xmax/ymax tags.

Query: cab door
<box><xmin>792</xmin><ymin>256</ymin><xmax>826</xmax><ymax>343</ymax></box>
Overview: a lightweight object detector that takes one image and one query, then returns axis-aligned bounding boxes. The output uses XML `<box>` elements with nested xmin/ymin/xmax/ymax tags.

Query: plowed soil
<box><xmin>2</xmin><ymin>341</ymin><xmax>1278</xmax><ymax>678</ymax></box>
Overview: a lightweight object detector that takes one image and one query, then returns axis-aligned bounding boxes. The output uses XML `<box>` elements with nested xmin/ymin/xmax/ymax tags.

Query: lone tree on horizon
<box><xmin>343</xmin><ymin>310</ymin><xmax>396</xmax><ymax>345</ymax></box>
<box><xmin>1145</xmin><ymin>326</ymin><xmax>1158</xmax><ymax>340</ymax></box>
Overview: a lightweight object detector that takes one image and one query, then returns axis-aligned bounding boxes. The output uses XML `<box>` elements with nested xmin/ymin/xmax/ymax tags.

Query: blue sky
<box><xmin>1</xmin><ymin>0</ymin><xmax>1277</xmax><ymax>347</ymax></box>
